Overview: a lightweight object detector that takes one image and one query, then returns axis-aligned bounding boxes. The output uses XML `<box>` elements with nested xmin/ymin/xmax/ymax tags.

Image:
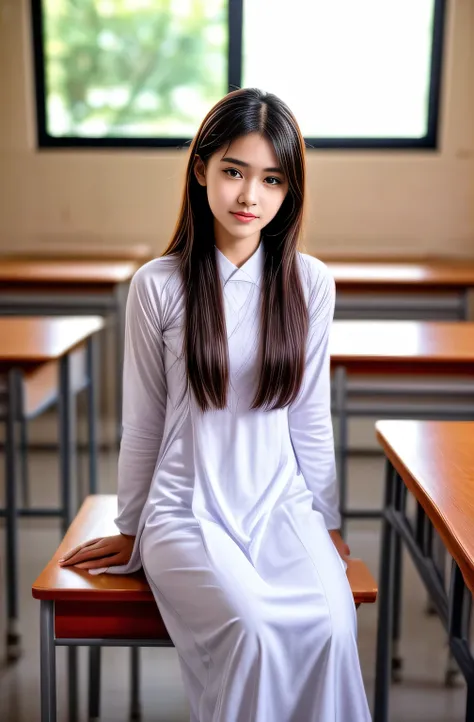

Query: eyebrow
<box><xmin>220</xmin><ymin>156</ymin><xmax>284</xmax><ymax>174</ymax></box>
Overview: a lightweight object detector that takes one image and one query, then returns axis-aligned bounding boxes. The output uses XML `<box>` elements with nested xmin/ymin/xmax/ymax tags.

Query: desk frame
<box><xmin>332</xmin><ymin>367</ymin><xmax>474</xmax><ymax>532</ymax></box>
<box><xmin>3</xmin><ymin>337</ymin><xmax>99</xmax><ymax>661</ymax></box>
<box><xmin>37</xmin><ymin>567</ymin><xmax>373</xmax><ymax>722</ymax></box>
<box><xmin>373</xmin><ymin>460</ymin><xmax>474</xmax><ymax>722</ymax></box>
<box><xmin>0</xmin><ymin>281</ymin><xmax>129</xmax><ymax>443</ymax></box>
<box><xmin>331</xmin><ymin>360</ymin><xmax>474</xmax><ymax>683</ymax></box>
<box><xmin>334</xmin><ymin>288</ymin><xmax>470</xmax><ymax>321</ymax></box>
<box><xmin>40</xmin><ymin>605</ymin><xmax>170</xmax><ymax>722</ymax></box>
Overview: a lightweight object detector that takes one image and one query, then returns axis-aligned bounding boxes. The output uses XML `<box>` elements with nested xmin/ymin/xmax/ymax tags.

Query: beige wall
<box><xmin>0</xmin><ymin>0</ymin><xmax>473</xmax><ymax>259</ymax></box>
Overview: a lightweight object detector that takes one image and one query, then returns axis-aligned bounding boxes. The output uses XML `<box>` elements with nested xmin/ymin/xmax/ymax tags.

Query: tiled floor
<box><xmin>0</xmin><ymin>441</ymin><xmax>467</xmax><ymax>721</ymax></box>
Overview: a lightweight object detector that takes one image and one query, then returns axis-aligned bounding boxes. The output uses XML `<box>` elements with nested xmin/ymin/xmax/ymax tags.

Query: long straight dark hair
<box><xmin>163</xmin><ymin>88</ymin><xmax>308</xmax><ymax>412</ymax></box>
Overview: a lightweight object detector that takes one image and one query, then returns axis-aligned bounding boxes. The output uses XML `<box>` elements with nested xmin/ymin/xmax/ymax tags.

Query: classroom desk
<box><xmin>0</xmin><ymin>259</ymin><xmax>139</xmax><ymax>440</ymax></box>
<box><xmin>327</xmin><ymin>261</ymin><xmax>474</xmax><ymax>320</ymax></box>
<box><xmin>330</xmin><ymin>321</ymin><xmax>474</xmax><ymax>529</ymax></box>
<box><xmin>331</xmin><ymin>323</ymin><xmax>474</xmax><ymax>682</ymax></box>
<box><xmin>373</xmin><ymin>421</ymin><xmax>474</xmax><ymax>722</ymax></box>
<box><xmin>0</xmin><ymin>316</ymin><xmax>104</xmax><ymax>661</ymax></box>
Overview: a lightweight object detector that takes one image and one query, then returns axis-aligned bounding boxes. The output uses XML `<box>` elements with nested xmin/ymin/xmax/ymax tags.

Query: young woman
<box><xmin>59</xmin><ymin>88</ymin><xmax>371</xmax><ymax>721</ymax></box>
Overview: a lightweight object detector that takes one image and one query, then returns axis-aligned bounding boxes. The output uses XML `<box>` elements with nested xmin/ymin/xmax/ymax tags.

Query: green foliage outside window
<box><xmin>43</xmin><ymin>0</ymin><xmax>228</xmax><ymax>138</ymax></box>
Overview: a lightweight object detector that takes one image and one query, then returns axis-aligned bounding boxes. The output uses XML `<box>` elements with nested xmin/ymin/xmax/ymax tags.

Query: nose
<box><xmin>238</xmin><ymin>178</ymin><xmax>258</xmax><ymax>209</ymax></box>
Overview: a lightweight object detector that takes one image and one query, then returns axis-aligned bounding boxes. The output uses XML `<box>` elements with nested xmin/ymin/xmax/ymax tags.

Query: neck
<box><xmin>214</xmin><ymin>222</ymin><xmax>261</xmax><ymax>268</ymax></box>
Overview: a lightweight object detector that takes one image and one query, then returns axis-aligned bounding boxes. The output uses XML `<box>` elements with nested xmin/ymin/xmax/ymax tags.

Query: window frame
<box><xmin>31</xmin><ymin>0</ymin><xmax>446</xmax><ymax>150</ymax></box>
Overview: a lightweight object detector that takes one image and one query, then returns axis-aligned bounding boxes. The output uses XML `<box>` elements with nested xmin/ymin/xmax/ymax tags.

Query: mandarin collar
<box><xmin>215</xmin><ymin>241</ymin><xmax>264</xmax><ymax>287</ymax></box>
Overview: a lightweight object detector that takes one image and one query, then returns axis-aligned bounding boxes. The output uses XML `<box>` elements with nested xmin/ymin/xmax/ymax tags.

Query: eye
<box><xmin>265</xmin><ymin>176</ymin><xmax>283</xmax><ymax>185</ymax></box>
<box><xmin>223</xmin><ymin>168</ymin><xmax>242</xmax><ymax>179</ymax></box>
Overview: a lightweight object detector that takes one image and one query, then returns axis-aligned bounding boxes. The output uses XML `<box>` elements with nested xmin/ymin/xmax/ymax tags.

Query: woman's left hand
<box><xmin>329</xmin><ymin>530</ymin><xmax>351</xmax><ymax>561</ymax></box>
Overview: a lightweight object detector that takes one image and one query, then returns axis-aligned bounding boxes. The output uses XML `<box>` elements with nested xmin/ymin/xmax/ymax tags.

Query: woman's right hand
<box><xmin>58</xmin><ymin>533</ymin><xmax>135</xmax><ymax>571</ymax></box>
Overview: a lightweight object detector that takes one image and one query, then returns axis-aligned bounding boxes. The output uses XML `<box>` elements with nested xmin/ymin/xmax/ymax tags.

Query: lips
<box><xmin>231</xmin><ymin>212</ymin><xmax>257</xmax><ymax>221</ymax></box>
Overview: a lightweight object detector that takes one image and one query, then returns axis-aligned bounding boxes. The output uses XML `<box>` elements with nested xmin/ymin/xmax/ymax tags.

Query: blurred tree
<box><xmin>43</xmin><ymin>0</ymin><xmax>228</xmax><ymax>137</ymax></box>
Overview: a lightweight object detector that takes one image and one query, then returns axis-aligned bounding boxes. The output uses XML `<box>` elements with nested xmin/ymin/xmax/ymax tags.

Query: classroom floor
<box><xmin>0</xmin><ymin>434</ymin><xmax>467</xmax><ymax>721</ymax></box>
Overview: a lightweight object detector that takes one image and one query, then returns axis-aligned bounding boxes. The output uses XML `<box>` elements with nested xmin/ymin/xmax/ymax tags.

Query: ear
<box><xmin>193</xmin><ymin>155</ymin><xmax>207</xmax><ymax>186</ymax></box>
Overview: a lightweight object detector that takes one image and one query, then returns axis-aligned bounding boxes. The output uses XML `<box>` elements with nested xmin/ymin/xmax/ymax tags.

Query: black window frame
<box><xmin>31</xmin><ymin>0</ymin><xmax>446</xmax><ymax>150</ymax></box>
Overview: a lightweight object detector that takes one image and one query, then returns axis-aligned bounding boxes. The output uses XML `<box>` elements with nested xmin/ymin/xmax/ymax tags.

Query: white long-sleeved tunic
<box><xmin>104</xmin><ymin>242</ymin><xmax>371</xmax><ymax>722</ymax></box>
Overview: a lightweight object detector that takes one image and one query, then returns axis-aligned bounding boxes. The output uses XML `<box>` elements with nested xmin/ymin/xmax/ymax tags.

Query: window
<box><xmin>31</xmin><ymin>0</ymin><xmax>446</xmax><ymax>149</ymax></box>
<box><xmin>32</xmin><ymin>0</ymin><xmax>229</xmax><ymax>145</ymax></box>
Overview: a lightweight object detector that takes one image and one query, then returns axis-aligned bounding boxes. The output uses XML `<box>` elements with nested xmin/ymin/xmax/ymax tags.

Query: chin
<box><xmin>222</xmin><ymin>221</ymin><xmax>262</xmax><ymax>238</ymax></box>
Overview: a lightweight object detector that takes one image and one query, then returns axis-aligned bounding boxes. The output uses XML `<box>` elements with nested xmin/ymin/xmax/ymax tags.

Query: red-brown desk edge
<box><xmin>0</xmin><ymin>259</ymin><xmax>139</xmax><ymax>286</ymax></box>
<box><xmin>329</xmin><ymin>321</ymin><xmax>474</xmax><ymax>375</ymax></box>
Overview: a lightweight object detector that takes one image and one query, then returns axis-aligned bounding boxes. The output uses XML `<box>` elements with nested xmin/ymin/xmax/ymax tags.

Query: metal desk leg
<box><xmin>20</xmin><ymin>416</ymin><xmax>30</xmax><ymax>508</ymax></box>
<box><xmin>68</xmin><ymin>646</ymin><xmax>79</xmax><ymax>722</ymax></box>
<box><xmin>40</xmin><ymin>600</ymin><xmax>57</xmax><ymax>722</ymax></box>
<box><xmin>447</xmin><ymin>563</ymin><xmax>474</xmax><ymax>721</ymax></box>
<box><xmin>59</xmin><ymin>354</ymin><xmax>77</xmax><ymax>536</ymax></box>
<box><xmin>59</xmin><ymin>355</ymin><xmax>80</xmax><ymax>720</ymax></box>
<box><xmin>86</xmin><ymin>336</ymin><xmax>99</xmax><ymax>495</ymax></box>
<box><xmin>423</xmin><ymin>523</ymin><xmax>460</xmax><ymax>686</ymax></box>
<box><xmin>334</xmin><ymin>366</ymin><xmax>348</xmax><ymax>537</ymax></box>
<box><xmin>431</xmin><ymin>536</ymin><xmax>460</xmax><ymax>687</ymax></box>
<box><xmin>130</xmin><ymin>647</ymin><xmax>141</xmax><ymax>720</ymax></box>
<box><xmin>114</xmin><ymin>281</ymin><xmax>129</xmax><ymax>447</ymax></box>
<box><xmin>5</xmin><ymin>368</ymin><xmax>22</xmax><ymax>661</ymax></box>
<box><xmin>89</xmin><ymin>646</ymin><xmax>101</xmax><ymax>720</ymax></box>
<box><xmin>445</xmin><ymin>556</ymin><xmax>468</xmax><ymax>688</ymax></box>
<box><xmin>419</xmin><ymin>504</ymin><xmax>439</xmax><ymax>617</ymax></box>
<box><xmin>373</xmin><ymin>461</ymin><xmax>397</xmax><ymax>722</ymax></box>
<box><xmin>391</xmin><ymin>483</ymin><xmax>407</xmax><ymax>683</ymax></box>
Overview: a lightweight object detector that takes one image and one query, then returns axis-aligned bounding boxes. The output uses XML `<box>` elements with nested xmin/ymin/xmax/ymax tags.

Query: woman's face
<box><xmin>194</xmin><ymin>132</ymin><xmax>289</xmax><ymax>247</ymax></box>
